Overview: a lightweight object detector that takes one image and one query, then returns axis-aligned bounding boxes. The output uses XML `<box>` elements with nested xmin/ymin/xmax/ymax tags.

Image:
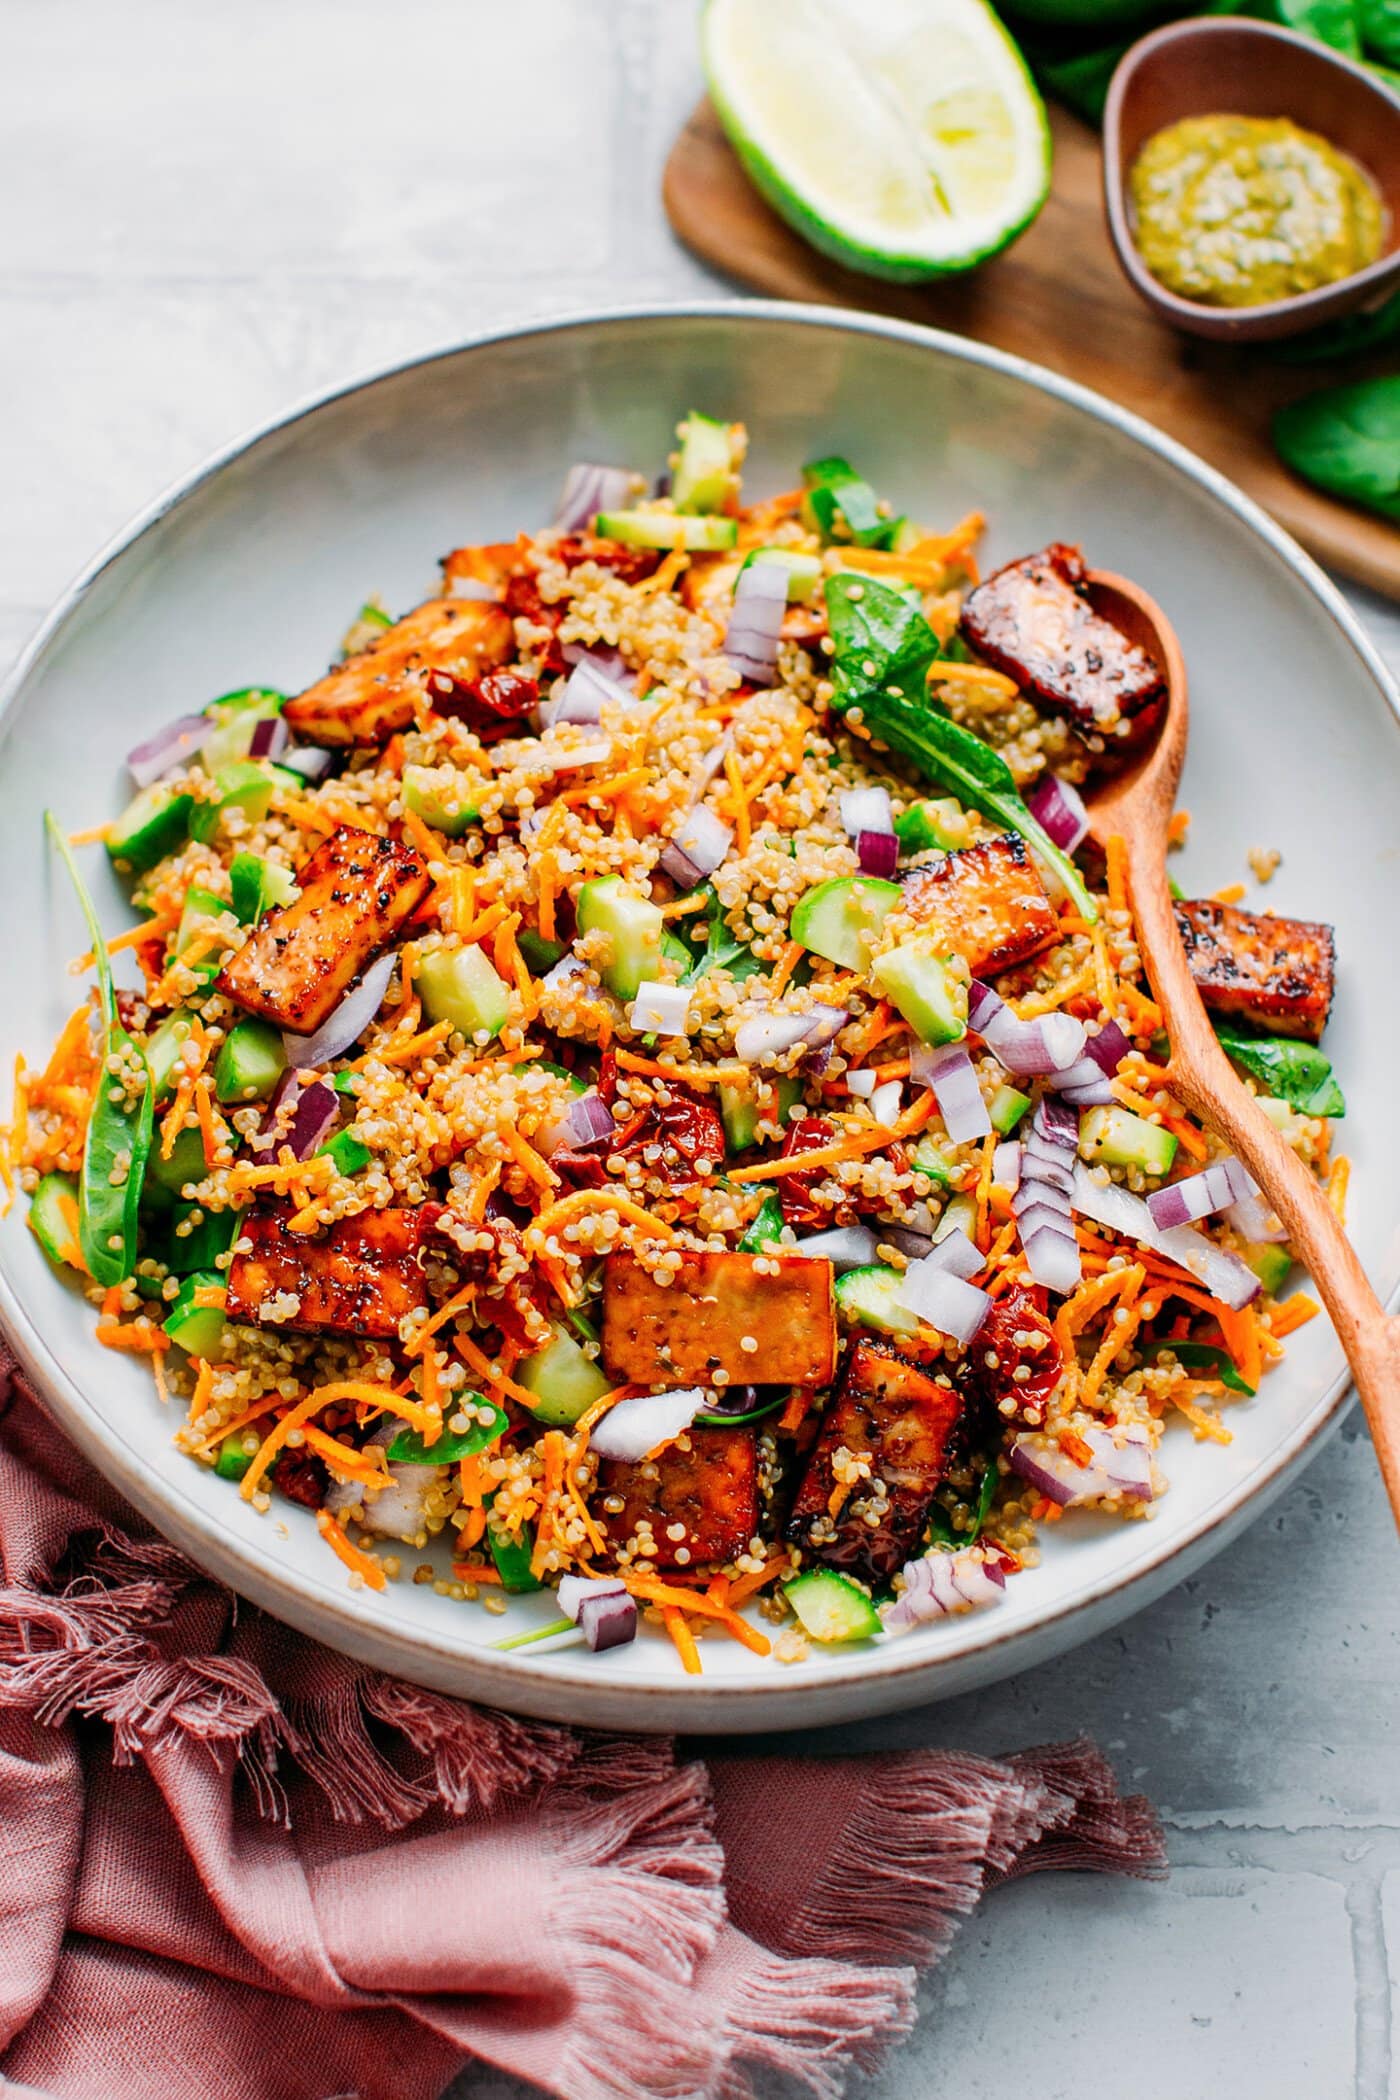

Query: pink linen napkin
<box><xmin>0</xmin><ymin>1353</ymin><xmax>1164</xmax><ymax>2100</ymax></box>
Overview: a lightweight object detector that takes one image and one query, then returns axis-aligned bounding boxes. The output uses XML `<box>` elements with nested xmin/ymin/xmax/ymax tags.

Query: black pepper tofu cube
<box><xmin>595</xmin><ymin>1425</ymin><xmax>759</xmax><ymax>1570</ymax></box>
<box><xmin>1174</xmin><ymin>898</ymin><xmax>1336</xmax><ymax>1042</ymax></box>
<box><xmin>225</xmin><ymin>1207</ymin><xmax>428</xmax><ymax>1338</ymax></box>
<box><xmin>282</xmin><ymin>598</ymin><xmax>514</xmax><ymax>746</ymax></box>
<box><xmin>959</xmin><ymin>542</ymin><xmax>1165</xmax><ymax>736</ymax></box>
<box><xmin>601</xmin><ymin>1251</ymin><xmax>838</xmax><ymax>1388</ymax></box>
<box><xmin>786</xmin><ymin>1340</ymin><xmax>962</xmax><ymax>1586</ymax></box>
<box><xmin>217</xmin><ymin>825</ymin><xmax>429</xmax><ymax>1036</ymax></box>
<box><xmin>900</xmin><ymin>834</ymin><xmax>1059</xmax><ymax>976</ymax></box>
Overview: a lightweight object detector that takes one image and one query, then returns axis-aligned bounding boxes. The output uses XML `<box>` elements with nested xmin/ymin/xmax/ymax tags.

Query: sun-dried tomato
<box><xmin>502</xmin><ymin>571</ymin><xmax>565</xmax><ymax>672</ymax></box>
<box><xmin>778</xmin><ymin>1116</ymin><xmax>841</xmax><ymax>1230</ymax></box>
<box><xmin>426</xmin><ymin>666</ymin><xmax>538</xmax><ymax>742</ymax></box>
<box><xmin>969</xmin><ymin>1286</ymin><xmax>1063</xmax><ymax>1427</ymax></box>
<box><xmin>550</xmin><ymin>1150</ymin><xmax>611</xmax><ymax>1190</ymax></box>
<box><xmin>272</xmin><ymin>1446</ymin><xmax>330</xmax><ymax>1511</ymax></box>
<box><xmin>654</xmin><ymin>1089</ymin><xmax>726</xmax><ymax>1173</ymax></box>
<box><xmin>554</xmin><ymin>533</ymin><xmax>661</xmax><ymax>584</ymax></box>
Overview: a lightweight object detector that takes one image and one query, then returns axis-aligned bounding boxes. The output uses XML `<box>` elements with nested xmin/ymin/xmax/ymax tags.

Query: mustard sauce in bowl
<box><xmin>1129</xmin><ymin>112</ymin><xmax>1384</xmax><ymax>307</ymax></box>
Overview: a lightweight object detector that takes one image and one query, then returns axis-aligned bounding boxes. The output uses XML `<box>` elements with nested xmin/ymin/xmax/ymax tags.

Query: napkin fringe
<box><xmin>717</xmin><ymin>1950</ymin><xmax>917</xmax><ymax>2100</ymax></box>
<box><xmin>1000</xmin><ymin>1737</ymin><xmax>1166</xmax><ymax>1882</ymax></box>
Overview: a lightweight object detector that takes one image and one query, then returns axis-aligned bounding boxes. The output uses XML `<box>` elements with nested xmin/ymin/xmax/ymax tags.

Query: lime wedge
<box><xmin>702</xmin><ymin>0</ymin><xmax>1053</xmax><ymax>282</ymax></box>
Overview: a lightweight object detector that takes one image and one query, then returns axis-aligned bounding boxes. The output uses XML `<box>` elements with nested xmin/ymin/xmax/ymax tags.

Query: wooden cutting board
<box><xmin>664</xmin><ymin>98</ymin><xmax>1400</xmax><ymax>599</ymax></box>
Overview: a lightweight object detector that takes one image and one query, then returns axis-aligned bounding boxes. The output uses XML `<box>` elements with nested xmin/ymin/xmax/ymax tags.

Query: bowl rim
<box><xmin>1102</xmin><ymin>15</ymin><xmax>1400</xmax><ymax>341</ymax></box>
<box><xmin>1</xmin><ymin>297</ymin><xmax>1394</xmax><ymax>1714</ymax></box>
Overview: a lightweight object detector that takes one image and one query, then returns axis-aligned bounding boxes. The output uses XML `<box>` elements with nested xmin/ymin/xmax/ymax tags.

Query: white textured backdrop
<box><xmin>2</xmin><ymin>4</ymin><xmax>1397</xmax><ymax>2095</ymax></box>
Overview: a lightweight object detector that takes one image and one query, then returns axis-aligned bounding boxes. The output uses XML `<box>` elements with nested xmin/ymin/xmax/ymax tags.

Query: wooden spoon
<box><xmin>1082</xmin><ymin>568</ymin><xmax>1400</xmax><ymax>1525</ymax></box>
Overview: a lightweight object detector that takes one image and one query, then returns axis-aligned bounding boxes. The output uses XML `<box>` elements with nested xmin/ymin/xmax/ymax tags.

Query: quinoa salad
<box><xmin>6</xmin><ymin>415</ymin><xmax>1346</xmax><ymax>1671</ymax></box>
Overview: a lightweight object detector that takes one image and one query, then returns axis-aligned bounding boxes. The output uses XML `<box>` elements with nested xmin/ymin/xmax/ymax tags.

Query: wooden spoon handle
<box><xmin>1117</xmin><ymin>820</ymin><xmax>1400</xmax><ymax>1523</ymax></box>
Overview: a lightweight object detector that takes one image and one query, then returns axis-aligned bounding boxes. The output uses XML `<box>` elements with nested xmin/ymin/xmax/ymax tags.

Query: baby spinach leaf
<box><xmin>45</xmin><ymin>812</ymin><xmax>154</xmax><ymax>1285</ymax></box>
<box><xmin>1276</xmin><ymin>286</ymin><xmax>1400</xmax><ymax>365</ymax></box>
<box><xmin>387</xmin><ymin>1395</ymin><xmax>508</xmax><ymax>1465</ymax></box>
<box><xmin>1214</xmin><ymin>1024</ymin><xmax>1346</xmax><ymax>1116</ymax></box>
<box><xmin>1168</xmin><ymin>1340</ymin><xmax>1258</xmax><ymax>1396</ymax></box>
<box><xmin>801</xmin><ymin>456</ymin><xmax>903</xmax><ymax>549</ymax></box>
<box><xmin>824</xmin><ymin>572</ymin><xmax>942</xmax><ymax>711</ymax></box>
<box><xmin>928</xmin><ymin>1460</ymin><xmax>999</xmax><ymax>1547</ymax></box>
<box><xmin>1273</xmin><ymin>375</ymin><xmax>1400</xmax><ymax>523</ymax></box>
<box><xmin>683</xmin><ymin>885</ymin><xmax>762</xmax><ymax>984</ymax></box>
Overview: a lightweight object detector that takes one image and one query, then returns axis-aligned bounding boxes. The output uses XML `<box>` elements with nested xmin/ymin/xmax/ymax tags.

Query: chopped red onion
<box><xmin>724</xmin><ymin>561</ymin><xmax>787</xmax><ymax>685</ymax></box>
<box><xmin>909</xmin><ymin>1232</ymin><xmax>984</xmax><ymax>1284</ymax></box>
<box><xmin>1225</xmin><ymin>1175</ymin><xmax>1289</xmax><ymax>1245</ymax></box>
<box><xmin>629</xmin><ymin>981</ymin><xmax>692</xmax><ymax>1037</ymax></box>
<box><xmin>1071</xmin><ymin>1163</ymin><xmax>1261</xmax><ymax>1309</ymax></box>
<box><xmin>897</xmin><ymin>1262</ymin><xmax>992</xmax><ymax>1344</ymax></box>
<box><xmin>857</xmin><ymin>829</ymin><xmax>899</xmax><ymax>879</ymax></box>
<box><xmin>538</xmin><ymin>739</ymin><xmax>612</xmax><ymax>776</ymax></box>
<box><xmin>1047</xmin><ymin>1054</ymin><xmax>1116</xmax><ymax>1107</ymax></box>
<box><xmin>1146</xmin><ymin>1156</ymin><xmax>1252</xmax><ymax>1231</ymax></box>
<box><xmin>880</xmin><ymin>1224</ymin><xmax>935</xmax><ymax>1261</ymax></box>
<box><xmin>1010</xmin><ymin>1424</ymin><xmax>1153</xmax><ymax>1507</ymax></box>
<box><xmin>589</xmin><ymin>1387</ymin><xmax>706</xmax><ymax>1463</ymax></box>
<box><xmin>561</xmin><ymin>638</ymin><xmax>626</xmax><ymax>680</ymax></box>
<box><xmin>1026</xmin><ymin>773</ymin><xmax>1090</xmax><ymax>854</ymax></box>
<box><xmin>869</xmin><ymin>1079</ymin><xmax>902</xmax><ymax>1127</ymax></box>
<box><xmin>251</xmin><ymin>1070</ymin><xmax>339</xmax><ymax>1162</ymax></box>
<box><xmin>734</xmin><ymin>1004</ymin><xmax>847</xmax><ymax>1066</ymax></box>
<box><xmin>687</xmin><ymin>737</ymin><xmax>732</xmax><ymax>805</ymax></box>
<box><xmin>249</xmin><ymin>714</ymin><xmax>289</xmax><ymax>761</ymax></box>
<box><xmin>846</xmin><ymin>1069</ymin><xmax>876</xmax><ymax>1099</ymax></box>
<box><xmin>540</xmin><ymin>656</ymin><xmax>629</xmax><ymax>729</ymax></box>
<box><xmin>967</xmin><ymin>980</ymin><xmax>1086</xmax><ymax>1077</ymax></box>
<box><xmin>558</xmin><ymin>1573</ymin><xmax>627</xmax><ymax>1619</ymax></box>
<box><xmin>558</xmin><ymin>1572</ymin><xmax>638</xmax><ymax>1652</ymax></box>
<box><xmin>658</xmin><ymin>804</ymin><xmax>733</xmax><ymax>890</ymax></box>
<box><xmin>992</xmin><ymin>1141</ymin><xmax>1022</xmax><ymax>1191</ymax></box>
<box><xmin>281</xmin><ymin>950</ymin><xmax>395</xmax><ymax>1069</ymax></box>
<box><xmin>1083</xmin><ymin>1021</ymin><xmax>1132</xmax><ymax>1075</ymax></box>
<box><xmin>840</xmin><ymin>785</ymin><xmax>893</xmax><ymax>839</ymax></box>
<box><xmin>911</xmin><ymin>1041</ymin><xmax>991</xmax><ymax>1143</ymax></box>
<box><xmin>127</xmin><ymin>713</ymin><xmax>208</xmax><ymax>789</ymax></box>
<box><xmin>277</xmin><ymin>745</ymin><xmax>336</xmax><ymax>783</ymax></box>
<box><xmin>1013</xmin><ymin>1096</ymin><xmax>1083</xmax><ymax>1293</ymax></box>
<box><xmin>538</xmin><ymin>1087</ymin><xmax>616</xmax><ymax>1159</ymax></box>
<box><xmin>881</xmin><ymin>1547</ymin><xmax>1006</xmax><ymax>1632</ymax></box>
<box><xmin>452</xmin><ymin>577</ymin><xmax>502</xmax><ymax>604</ymax></box>
<box><xmin>553</xmin><ymin>462</ymin><xmax>640</xmax><ymax>532</ymax></box>
<box><xmin>791</xmin><ymin>1225</ymin><xmax>877</xmax><ymax>1271</ymax></box>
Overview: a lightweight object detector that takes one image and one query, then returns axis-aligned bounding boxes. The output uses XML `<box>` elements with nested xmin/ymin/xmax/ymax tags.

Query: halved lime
<box><xmin>702</xmin><ymin>0</ymin><xmax>1053</xmax><ymax>283</ymax></box>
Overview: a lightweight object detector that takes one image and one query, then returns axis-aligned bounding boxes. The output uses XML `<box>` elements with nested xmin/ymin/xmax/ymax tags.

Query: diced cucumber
<box><xmin>790</xmin><ymin>875</ymin><xmax>901</xmax><ymax>969</ymax></box>
<box><xmin>174</xmin><ymin>884</ymin><xmax>229</xmax><ymax>985</ymax></box>
<box><xmin>198</xmin><ymin>689</ymin><xmax>284</xmax><ymax>773</ymax></box>
<box><xmin>739</xmin><ymin>546</ymin><xmax>822</xmax><ymax>602</ymax></box>
<box><xmin>486</xmin><ymin>1510</ymin><xmax>543</xmax><ymax>1593</ymax></box>
<box><xmin>214</xmin><ymin>1435</ymin><xmax>255</xmax><ymax>1482</ymax></box>
<box><xmin>190</xmin><ymin>760</ymin><xmax>278</xmax><ymax>843</ymax></box>
<box><xmin>149</xmin><ymin>1125</ymin><xmax>209</xmax><ymax>1196</ymax></box>
<box><xmin>229</xmin><ymin>850</ymin><xmax>298</xmax><ymax>925</ymax></box>
<box><xmin>144</xmin><ymin>1010</ymin><xmax>197</xmax><ymax>1101</ymax></box>
<box><xmin>834</xmin><ymin>1263</ymin><xmax>919</xmax><ymax>1336</ymax></box>
<box><xmin>575</xmin><ymin>875</ymin><xmax>665</xmax><ymax>999</ymax></box>
<box><xmin>870</xmin><ymin>943</ymin><xmax>967</xmax><ymax>1046</ymax></box>
<box><xmin>163</xmin><ymin>1270</ymin><xmax>225</xmax><ymax>1358</ymax></box>
<box><xmin>784</xmin><ymin>1568</ymin><xmax>882</xmax><ymax>1643</ymax></box>
<box><xmin>27</xmin><ymin>1171</ymin><xmax>84</xmax><ymax>1271</ymax></box>
<box><xmin>1256</xmin><ymin>1095</ymin><xmax>1296</xmax><ymax>1131</ymax></box>
<box><xmin>912</xmin><ymin>1136</ymin><xmax>960</xmax><ymax>1188</ymax></box>
<box><xmin>518</xmin><ymin>930</ymin><xmax>565</xmax><ymax>974</ymax></box>
<box><xmin>214</xmin><ymin>1018</ymin><xmax>287</xmax><ymax>1104</ymax></box>
<box><xmin>1078</xmin><ymin>1104</ymin><xmax>1179</xmax><ymax>1178</ymax></box>
<box><xmin>990</xmin><ymin>1084</ymin><xmax>1032</xmax><ymax>1135</ymax></box>
<box><xmin>935</xmin><ymin>1193</ymin><xmax>978</xmax><ymax>1244</ymax></box>
<box><xmin>526</xmin><ymin>1057</ymin><xmax>586</xmax><ymax>1094</ymax></box>
<box><xmin>516</xmin><ymin>1323</ymin><xmax>611</xmax><ymax>1427</ymax></box>
<box><xmin>106</xmin><ymin>783</ymin><xmax>194</xmax><ymax>875</ymax></box>
<box><xmin>163</xmin><ymin>1202</ymin><xmax>243</xmax><ymax>1275</ymax></box>
<box><xmin>1243</xmin><ymin>1241</ymin><xmax>1294</xmax><ymax>1294</ymax></box>
<box><xmin>332</xmin><ymin>1070</ymin><xmax>358</xmax><ymax>1097</ymax></box>
<box><xmin>721</xmin><ymin>1073</ymin><xmax>802</xmax><ymax>1153</ymax></box>
<box><xmin>594</xmin><ymin>509</ymin><xmax>738</xmax><ymax>553</ymax></box>
<box><xmin>739</xmin><ymin>1191</ymin><xmax>785</xmax><ymax>1251</ymax></box>
<box><xmin>894</xmin><ymin>798</ymin><xmax>973</xmax><ymax>854</ymax></box>
<box><xmin>671</xmin><ymin>411</ymin><xmax>742</xmax><ymax>514</ymax></box>
<box><xmin>402</xmin><ymin>765</ymin><xmax>480</xmax><ymax>838</ymax></box>
<box><xmin>416</xmin><ymin>944</ymin><xmax>511</xmax><ymax>1041</ymax></box>
<box><xmin>317</xmin><ymin>1128</ymin><xmax>371</xmax><ymax>1176</ymax></box>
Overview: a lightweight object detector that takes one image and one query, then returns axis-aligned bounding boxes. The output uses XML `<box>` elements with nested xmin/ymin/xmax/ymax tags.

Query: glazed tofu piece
<box><xmin>601</xmin><ymin>1251</ymin><xmax>837</xmax><ymax>1388</ymax></box>
<box><xmin>1175</xmin><ymin>898</ymin><xmax>1336</xmax><ymax>1042</ymax></box>
<box><xmin>217</xmin><ymin>826</ymin><xmax>429</xmax><ymax>1036</ymax></box>
<box><xmin>226</xmin><ymin>1208</ymin><xmax>428</xmax><ymax>1337</ymax></box>
<box><xmin>595</xmin><ymin>1425</ymin><xmax>759</xmax><ymax>1569</ymax></box>
<box><xmin>901</xmin><ymin>834</ymin><xmax>1059</xmax><ymax>976</ymax></box>
<box><xmin>786</xmin><ymin>1340</ymin><xmax>962</xmax><ymax>1586</ymax></box>
<box><xmin>959</xmin><ymin>543</ymin><xmax>1165</xmax><ymax>735</ymax></box>
<box><xmin>282</xmin><ymin>599</ymin><xmax>514</xmax><ymax>746</ymax></box>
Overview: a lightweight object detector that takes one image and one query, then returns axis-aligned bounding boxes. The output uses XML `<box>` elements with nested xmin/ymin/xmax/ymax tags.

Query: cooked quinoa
<box><xmin>6</xmin><ymin>417</ymin><xmax>1344</xmax><ymax>1671</ymax></box>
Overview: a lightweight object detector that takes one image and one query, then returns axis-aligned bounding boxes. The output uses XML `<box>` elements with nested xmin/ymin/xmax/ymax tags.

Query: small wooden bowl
<box><xmin>1103</xmin><ymin>16</ymin><xmax>1400</xmax><ymax>342</ymax></box>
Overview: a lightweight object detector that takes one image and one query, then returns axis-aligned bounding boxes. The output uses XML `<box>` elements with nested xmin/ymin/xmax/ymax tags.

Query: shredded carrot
<box><xmin>315</xmin><ymin>1510</ymin><xmax>387</xmax><ymax>1590</ymax></box>
<box><xmin>220</xmin><ymin>1154</ymin><xmax>335</xmax><ymax>1198</ymax></box>
<box><xmin>399</xmin><ymin>806</ymin><xmax>443</xmax><ymax>868</ymax></box>
<box><xmin>622</xmin><ymin>1573</ymin><xmax>772</xmax><ymax>1657</ymax></box>
<box><xmin>973</xmin><ymin>1131</ymin><xmax>997</xmax><ymax>1250</ymax></box>
<box><xmin>1118</xmin><ymin>980</ymin><xmax>1162</xmax><ymax>1034</ymax></box>
<box><xmin>456</xmin><ymin>900</ymin><xmax>511</xmax><ymax>947</ymax></box>
<box><xmin>1167</xmin><ymin>809</ymin><xmax>1191</xmax><ymax>849</ymax></box>
<box><xmin>1269</xmin><ymin>1292</ymin><xmax>1320</xmax><ymax>1338</ymax></box>
<box><xmin>499</xmin><ymin>1120</ymin><xmax>558</xmax><ymax>1194</ymax></box>
<box><xmin>528</xmin><ymin>1187</ymin><xmax>677</xmax><ymax>1241</ymax></box>
<box><xmin>454</xmin><ymin>1330</ymin><xmax>551</xmax><ymax>1412</ymax></box>
<box><xmin>661</xmin><ymin>1606</ymin><xmax>703</xmax><ymax>1674</ymax></box>
<box><xmin>1170</xmin><ymin>1395</ymin><xmax>1232</xmax><ymax>1443</ymax></box>
<box><xmin>1079</xmin><ymin>1275</ymin><xmax>1146</xmax><ymax>1407</ymax></box>
<box><xmin>189</xmin><ymin>1392</ymin><xmax>285</xmax><ymax>1457</ymax></box>
<box><xmin>724</xmin><ymin>748</ymin><xmax>751</xmax><ymax>855</ymax></box>
<box><xmin>1327</xmin><ymin>1155</ymin><xmax>1350</xmax><ymax>1224</ymax></box>
<box><xmin>1014</xmin><ymin>962</ymin><xmax>1096</xmax><ymax>1016</ymax></box>
<box><xmin>1211</xmin><ymin>882</ymin><xmax>1247</xmax><ymax>906</ymax></box>
<box><xmin>96</xmin><ymin>1318</ymin><xmax>170</xmax><ymax>1355</ymax></box>
<box><xmin>613</xmin><ymin>1052</ymin><xmax>751</xmax><ymax>1088</ymax></box>
<box><xmin>1216</xmin><ymin>1303</ymin><xmax>1263</xmax><ymax>1389</ymax></box>
<box><xmin>465</xmin><ymin>1161</ymin><xmax>502</xmax><ymax>1227</ymax></box>
<box><xmin>380</xmin><ymin>733</ymin><xmax>407</xmax><ymax>778</ymax></box>
<box><xmin>449</xmin><ymin>1562</ymin><xmax>505</xmax><ymax>1585</ymax></box>
<box><xmin>727</xmin><ymin>1091</ymin><xmax>934</xmax><ymax>1183</ymax></box>
<box><xmin>559</xmin><ymin>766</ymin><xmax>650</xmax><ymax>809</ymax></box>
<box><xmin>274</xmin><ymin>790</ymin><xmax>337</xmax><ymax>837</ymax></box>
<box><xmin>193</xmin><ymin>1075</ymin><xmax>221</xmax><ymax>1169</ymax></box>
<box><xmin>67</xmin><ymin>823</ymin><xmax>113</xmax><ymax>847</ymax></box>
<box><xmin>301</xmin><ymin>1424</ymin><xmax>393</xmax><ymax>1485</ymax></box>
<box><xmin>239</xmin><ymin>1379</ymin><xmax>439</xmax><ymax>1503</ymax></box>
<box><xmin>1106</xmin><ymin>834</ymin><xmax>1129</xmax><ymax>918</ymax></box>
<box><xmin>768</xmin><ymin>941</ymin><xmax>804</xmax><ymax>1000</ymax></box>
<box><xmin>78</xmin><ymin>905</ymin><xmax>182</xmax><ymax>968</ymax></box>
<box><xmin>724</xmin><ymin>1552</ymin><xmax>793</xmax><ymax>1607</ymax></box>
<box><xmin>366</xmin><ymin>1018</ymin><xmax>453</xmax><ymax>1068</ymax></box>
<box><xmin>458</xmin><ymin>1504</ymin><xmax>487</xmax><ymax>1549</ymax></box>
<box><xmin>187</xmin><ymin>1358</ymin><xmax>215</xmax><ymax>1427</ymax></box>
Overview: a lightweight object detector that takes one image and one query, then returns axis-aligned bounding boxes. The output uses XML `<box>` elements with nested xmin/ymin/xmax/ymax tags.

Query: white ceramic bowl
<box><xmin>1</xmin><ymin>305</ymin><xmax>1395</xmax><ymax>1734</ymax></box>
